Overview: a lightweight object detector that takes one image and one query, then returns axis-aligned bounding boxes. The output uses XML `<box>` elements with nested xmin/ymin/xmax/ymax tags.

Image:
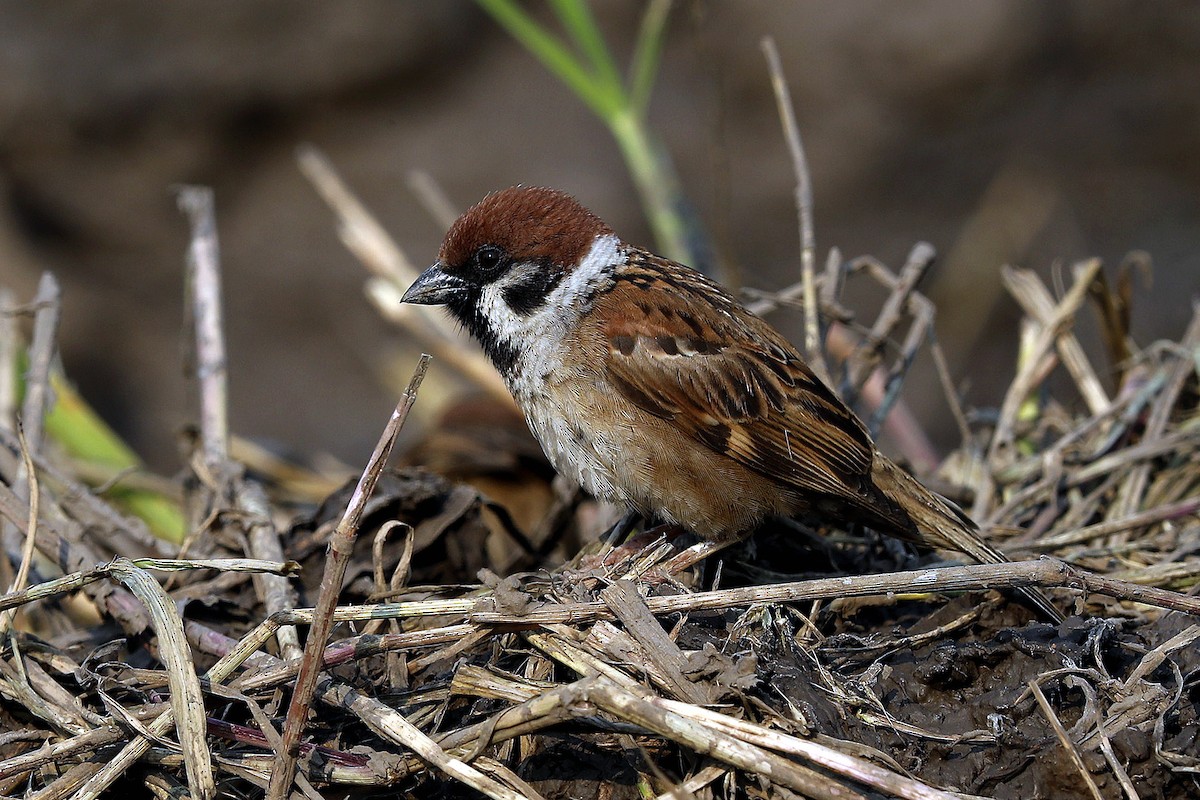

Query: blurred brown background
<box><xmin>1</xmin><ymin>1</ymin><xmax>1197</xmax><ymax>471</ymax></box>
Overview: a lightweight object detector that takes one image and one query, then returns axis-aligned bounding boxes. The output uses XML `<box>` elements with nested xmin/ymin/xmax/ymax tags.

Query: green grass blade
<box><xmin>475</xmin><ymin>0</ymin><xmax>615</xmax><ymax>117</ymax></box>
<box><xmin>476</xmin><ymin>0</ymin><xmax>698</xmax><ymax>267</ymax></box>
<box><xmin>43</xmin><ymin>372</ymin><xmax>186</xmax><ymax>542</ymax></box>
<box><xmin>548</xmin><ymin>0</ymin><xmax>624</xmax><ymax>95</ymax></box>
<box><xmin>608</xmin><ymin>109</ymin><xmax>692</xmax><ymax>266</ymax></box>
<box><xmin>628</xmin><ymin>0</ymin><xmax>672</xmax><ymax>118</ymax></box>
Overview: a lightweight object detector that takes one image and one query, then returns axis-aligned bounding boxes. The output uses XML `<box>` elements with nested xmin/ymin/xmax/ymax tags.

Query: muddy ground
<box><xmin>266</xmin><ymin>470</ymin><xmax>1199</xmax><ymax>799</ymax></box>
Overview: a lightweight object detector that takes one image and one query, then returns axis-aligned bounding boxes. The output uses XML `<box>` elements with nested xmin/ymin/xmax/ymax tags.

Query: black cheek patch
<box><xmin>502</xmin><ymin>269</ymin><xmax>565</xmax><ymax>316</ymax></box>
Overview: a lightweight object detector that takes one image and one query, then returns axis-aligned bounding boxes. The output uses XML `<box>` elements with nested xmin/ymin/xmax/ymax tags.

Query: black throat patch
<box><xmin>446</xmin><ymin>291</ymin><xmax>522</xmax><ymax>377</ymax></box>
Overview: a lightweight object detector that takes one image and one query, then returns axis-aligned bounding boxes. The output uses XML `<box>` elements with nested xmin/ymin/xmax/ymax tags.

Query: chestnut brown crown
<box><xmin>438</xmin><ymin>186</ymin><xmax>613</xmax><ymax>274</ymax></box>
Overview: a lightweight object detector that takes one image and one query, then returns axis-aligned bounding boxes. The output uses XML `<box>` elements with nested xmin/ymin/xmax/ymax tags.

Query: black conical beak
<box><xmin>401</xmin><ymin>264</ymin><xmax>469</xmax><ymax>305</ymax></box>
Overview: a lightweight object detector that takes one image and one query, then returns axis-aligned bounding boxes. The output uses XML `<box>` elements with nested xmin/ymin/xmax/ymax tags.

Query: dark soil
<box><xmin>283</xmin><ymin>484</ymin><xmax>1200</xmax><ymax>799</ymax></box>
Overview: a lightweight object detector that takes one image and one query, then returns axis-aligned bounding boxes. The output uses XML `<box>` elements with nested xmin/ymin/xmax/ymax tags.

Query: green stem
<box><xmin>475</xmin><ymin>0</ymin><xmax>699</xmax><ymax>267</ymax></box>
<box><xmin>608</xmin><ymin>109</ymin><xmax>691</xmax><ymax>265</ymax></box>
<box><xmin>43</xmin><ymin>373</ymin><xmax>186</xmax><ymax>542</ymax></box>
<box><xmin>549</xmin><ymin>0</ymin><xmax>623</xmax><ymax>95</ymax></box>
<box><xmin>475</xmin><ymin>0</ymin><xmax>615</xmax><ymax>118</ymax></box>
<box><xmin>628</xmin><ymin>0</ymin><xmax>672</xmax><ymax>117</ymax></box>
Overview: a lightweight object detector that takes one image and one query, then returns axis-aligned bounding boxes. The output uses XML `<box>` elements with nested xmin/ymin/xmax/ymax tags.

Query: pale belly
<box><xmin>513</xmin><ymin>374</ymin><xmax>796</xmax><ymax>540</ymax></box>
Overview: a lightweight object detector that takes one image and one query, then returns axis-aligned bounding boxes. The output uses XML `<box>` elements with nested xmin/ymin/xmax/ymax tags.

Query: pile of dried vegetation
<box><xmin>1</xmin><ymin>160</ymin><xmax>1198</xmax><ymax>800</ymax></box>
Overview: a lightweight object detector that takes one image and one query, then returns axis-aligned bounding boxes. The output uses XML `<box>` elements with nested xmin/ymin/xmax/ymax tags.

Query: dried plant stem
<box><xmin>0</xmin><ymin>477</ymin><xmax>151</xmax><ymax>631</ymax></box>
<box><xmin>184</xmin><ymin>618</ymin><xmax>508</xmax><ymax>791</ymax></box>
<box><xmin>761</xmin><ymin>36</ymin><xmax>828</xmax><ymax>384</ymax></box>
<box><xmin>297</xmin><ymin>145</ymin><xmax>418</xmax><ymax>287</ymax></box>
<box><xmin>0</xmin><ymin>289</ymin><xmax>17</xmax><ymax>598</ymax></box>
<box><xmin>928</xmin><ymin>335</ymin><xmax>973</xmax><ymax>448</ymax></box>
<box><xmin>845</xmin><ymin>245</ymin><xmax>936</xmax><ymax>403</ymax></box>
<box><xmin>1018</xmin><ymin>496</ymin><xmax>1199</xmax><ymax>551</ymax></box>
<box><xmin>19</xmin><ymin>273</ymin><xmax>60</xmax><ymax>456</ymax></box>
<box><xmin>600</xmin><ymin>580</ymin><xmax>710</xmax><ymax>704</ymax></box>
<box><xmin>990</xmin><ymin>260</ymin><xmax>1102</xmax><ymax>466</ymax></box>
<box><xmin>0</xmin><ymin>426</ymin><xmax>38</xmax><ymax>634</ymax></box>
<box><xmin>656</xmin><ymin>696</ymin><xmax>959</xmax><ymax>800</ymax></box>
<box><xmin>580</xmin><ymin>677</ymin><xmax>868</xmax><ymax>800</ymax></box>
<box><xmin>0</xmin><ymin>288</ymin><xmax>16</xmax><ymax>425</ymax></box>
<box><xmin>70</xmin><ymin>559</ymin><xmax>217</xmax><ymax>800</ymax></box>
<box><xmin>407</xmin><ymin>169</ymin><xmax>459</xmax><ymax>229</ymax></box>
<box><xmin>297</xmin><ymin>145</ymin><xmax>512</xmax><ymax>406</ymax></box>
<box><xmin>1111</xmin><ymin>302</ymin><xmax>1200</xmax><ymax>520</ymax></box>
<box><xmin>241</xmin><ymin>482</ymin><xmax>302</xmax><ymax>659</ymax></box>
<box><xmin>0</xmin><ymin>706</ymin><xmax>163</xmax><ymax>781</ymax></box>
<box><xmin>1002</xmin><ymin>264</ymin><xmax>1110</xmax><ymax>415</ymax></box>
<box><xmin>2</xmin><ymin>276</ymin><xmax>60</xmax><ymax>595</ymax></box>
<box><xmin>328</xmin><ymin>679</ymin><xmax>533</xmax><ymax>800</ymax></box>
<box><xmin>178</xmin><ymin>188</ymin><xmax>230</xmax><ymax>473</ymax></box>
<box><xmin>268</xmin><ymin>355</ymin><xmax>431</xmax><ymax>800</ymax></box>
<box><xmin>69</xmin><ymin>587</ymin><xmax>372</xmax><ymax>798</ymax></box>
<box><xmin>1029</xmin><ymin>679</ymin><xmax>1105</xmax><ymax>800</ymax></box>
<box><xmin>181</xmin><ymin>617</ymin><xmax>544</xmax><ymax>793</ymax></box>
<box><xmin>184</xmin><ymin>557</ymin><xmax>1200</xmax><ymax>641</ymax></box>
<box><xmin>232</xmin><ymin>624</ymin><xmax>474</xmax><ymax>694</ymax></box>
<box><xmin>178</xmin><ymin>186</ymin><xmax>302</xmax><ymax>660</ymax></box>
<box><xmin>652</xmin><ymin>765</ymin><xmax>726</xmax><ymax>800</ymax></box>
<box><xmin>0</xmin><ymin>557</ymin><xmax>296</xmax><ymax>614</ymax></box>
<box><xmin>468</xmin><ymin>559</ymin><xmax>1200</xmax><ymax>626</ymax></box>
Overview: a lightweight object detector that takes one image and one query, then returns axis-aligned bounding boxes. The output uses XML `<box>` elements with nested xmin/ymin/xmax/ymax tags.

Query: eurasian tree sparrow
<box><xmin>403</xmin><ymin>187</ymin><xmax>1059</xmax><ymax>619</ymax></box>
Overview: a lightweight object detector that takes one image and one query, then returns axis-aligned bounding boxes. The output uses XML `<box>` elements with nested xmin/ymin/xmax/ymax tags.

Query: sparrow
<box><xmin>402</xmin><ymin>186</ymin><xmax>1059</xmax><ymax>619</ymax></box>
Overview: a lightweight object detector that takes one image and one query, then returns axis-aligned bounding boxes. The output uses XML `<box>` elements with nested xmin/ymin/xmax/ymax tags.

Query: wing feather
<box><xmin>601</xmin><ymin>254</ymin><xmax>877</xmax><ymax>505</ymax></box>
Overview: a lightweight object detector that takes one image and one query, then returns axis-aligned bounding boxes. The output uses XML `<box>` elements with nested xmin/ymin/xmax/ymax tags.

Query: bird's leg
<box><xmin>601</xmin><ymin>509</ymin><xmax>642</xmax><ymax>547</ymax></box>
<box><xmin>571</xmin><ymin>513</ymin><xmax>660</xmax><ymax>572</ymax></box>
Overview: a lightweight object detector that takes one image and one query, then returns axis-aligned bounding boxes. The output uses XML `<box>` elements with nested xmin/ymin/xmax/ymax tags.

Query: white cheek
<box><xmin>483</xmin><ymin>233</ymin><xmax>624</xmax><ymax>374</ymax></box>
<box><xmin>484</xmin><ymin>234</ymin><xmax>631</xmax><ymax>505</ymax></box>
<box><xmin>561</xmin><ymin>233</ymin><xmax>620</xmax><ymax>303</ymax></box>
<box><xmin>480</xmin><ymin>278</ymin><xmax>567</xmax><ymax>359</ymax></box>
<box><xmin>479</xmin><ymin>282</ymin><xmax>528</xmax><ymax>341</ymax></box>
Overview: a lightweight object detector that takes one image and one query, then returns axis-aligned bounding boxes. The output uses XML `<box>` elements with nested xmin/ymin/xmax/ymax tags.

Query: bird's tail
<box><xmin>870</xmin><ymin>454</ymin><xmax>1063</xmax><ymax>622</ymax></box>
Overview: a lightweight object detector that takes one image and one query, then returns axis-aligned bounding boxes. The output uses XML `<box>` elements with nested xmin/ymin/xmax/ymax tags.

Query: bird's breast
<box><xmin>510</xmin><ymin>359</ymin><xmax>627</xmax><ymax>504</ymax></box>
<box><xmin>508</xmin><ymin>359</ymin><xmax>801</xmax><ymax>539</ymax></box>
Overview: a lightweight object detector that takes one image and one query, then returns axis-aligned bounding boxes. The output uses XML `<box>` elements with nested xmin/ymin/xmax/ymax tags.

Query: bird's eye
<box><xmin>475</xmin><ymin>245</ymin><xmax>507</xmax><ymax>274</ymax></box>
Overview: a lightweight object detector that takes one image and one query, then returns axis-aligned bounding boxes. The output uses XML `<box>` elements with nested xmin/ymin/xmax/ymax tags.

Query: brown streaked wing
<box><xmin>599</xmin><ymin>258</ymin><xmax>876</xmax><ymax>502</ymax></box>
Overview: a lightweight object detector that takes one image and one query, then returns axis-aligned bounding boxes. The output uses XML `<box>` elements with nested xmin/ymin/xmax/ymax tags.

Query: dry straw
<box><xmin>0</xmin><ymin>35</ymin><xmax>1197</xmax><ymax>800</ymax></box>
